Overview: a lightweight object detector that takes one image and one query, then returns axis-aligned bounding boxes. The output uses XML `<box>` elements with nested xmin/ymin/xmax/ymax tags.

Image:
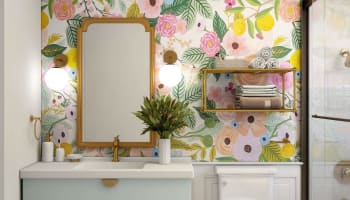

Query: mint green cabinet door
<box><xmin>23</xmin><ymin>179</ymin><xmax>191</xmax><ymax>200</ymax></box>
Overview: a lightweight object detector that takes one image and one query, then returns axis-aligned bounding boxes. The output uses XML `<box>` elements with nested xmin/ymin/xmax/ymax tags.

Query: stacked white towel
<box><xmin>250</xmin><ymin>57</ymin><xmax>266</xmax><ymax>69</ymax></box>
<box><xmin>236</xmin><ymin>85</ymin><xmax>278</xmax><ymax>97</ymax></box>
<box><xmin>215</xmin><ymin>56</ymin><xmax>248</xmax><ymax>68</ymax></box>
<box><xmin>259</xmin><ymin>47</ymin><xmax>273</xmax><ymax>60</ymax></box>
<box><xmin>235</xmin><ymin>85</ymin><xmax>282</xmax><ymax>109</ymax></box>
<box><xmin>265</xmin><ymin>58</ymin><xmax>279</xmax><ymax>69</ymax></box>
<box><xmin>249</xmin><ymin>47</ymin><xmax>280</xmax><ymax>69</ymax></box>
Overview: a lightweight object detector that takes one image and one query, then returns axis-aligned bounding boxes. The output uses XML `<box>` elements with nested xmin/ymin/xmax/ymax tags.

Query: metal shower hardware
<box><xmin>340</xmin><ymin>49</ymin><xmax>350</xmax><ymax>68</ymax></box>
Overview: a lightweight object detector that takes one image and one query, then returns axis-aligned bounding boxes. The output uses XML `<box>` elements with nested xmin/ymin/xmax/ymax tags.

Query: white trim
<box><xmin>192</xmin><ymin>161</ymin><xmax>303</xmax><ymax>166</ymax></box>
<box><xmin>0</xmin><ymin>0</ymin><xmax>4</xmax><ymax>198</ymax></box>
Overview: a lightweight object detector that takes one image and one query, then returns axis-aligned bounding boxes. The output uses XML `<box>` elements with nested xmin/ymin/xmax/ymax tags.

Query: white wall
<box><xmin>0</xmin><ymin>0</ymin><xmax>5</xmax><ymax>199</ymax></box>
<box><xmin>3</xmin><ymin>0</ymin><xmax>41</xmax><ymax>200</ymax></box>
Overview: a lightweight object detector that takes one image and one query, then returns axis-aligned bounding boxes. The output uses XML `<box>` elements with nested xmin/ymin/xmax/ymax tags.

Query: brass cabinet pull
<box><xmin>102</xmin><ymin>179</ymin><xmax>118</xmax><ymax>187</ymax></box>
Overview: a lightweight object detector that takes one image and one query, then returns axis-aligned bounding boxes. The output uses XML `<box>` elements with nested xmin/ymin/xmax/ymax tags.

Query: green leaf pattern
<box><xmin>66</xmin><ymin>16</ymin><xmax>84</xmax><ymax>48</ymax></box>
<box><xmin>247</xmin><ymin>18</ymin><xmax>255</xmax><ymax>38</ymax></box>
<box><xmin>161</xmin><ymin>0</ymin><xmax>190</xmax><ymax>15</ymax></box>
<box><xmin>181</xmin><ymin>47</ymin><xmax>207</xmax><ymax>65</ymax></box>
<box><xmin>262</xmin><ymin>143</ymin><xmax>288</xmax><ymax>162</ymax></box>
<box><xmin>256</xmin><ymin>7</ymin><xmax>274</xmax><ymax>18</ymax></box>
<box><xmin>41</xmin><ymin>44</ymin><xmax>66</xmax><ymax>57</ymax></box>
<box><xmin>172</xmin><ymin>76</ymin><xmax>186</xmax><ymax>101</ymax></box>
<box><xmin>246</xmin><ymin>0</ymin><xmax>261</xmax><ymax>6</ymax></box>
<box><xmin>237</xmin><ymin>0</ymin><xmax>245</xmax><ymax>6</ymax></box>
<box><xmin>272</xmin><ymin>46</ymin><xmax>292</xmax><ymax>58</ymax></box>
<box><xmin>292</xmin><ymin>21</ymin><xmax>302</xmax><ymax>49</ymax></box>
<box><xmin>274</xmin><ymin>0</ymin><xmax>281</xmax><ymax>20</ymax></box>
<box><xmin>184</xmin><ymin>84</ymin><xmax>202</xmax><ymax>103</ymax></box>
<box><xmin>213</xmin><ymin>11</ymin><xmax>228</xmax><ymax>41</ymax></box>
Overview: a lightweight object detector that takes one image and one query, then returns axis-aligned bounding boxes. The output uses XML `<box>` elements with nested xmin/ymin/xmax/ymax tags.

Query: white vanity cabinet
<box><xmin>192</xmin><ymin>162</ymin><xmax>302</xmax><ymax>200</ymax></box>
<box><xmin>22</xmin><ymin>179</ymin><xmax>191</xmax><ymax>200</ymax></box>
<box><xmin>20</xmin><ymin>159</ymin><xmax>194</xmax><ymax>200</ymax></box>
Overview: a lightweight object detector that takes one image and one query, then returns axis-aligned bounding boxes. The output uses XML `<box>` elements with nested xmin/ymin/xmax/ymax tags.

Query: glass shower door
<box><xmin>309</xmin><ymin>0</ymin><xmax>350</xmax><ymax>199</ymax></box>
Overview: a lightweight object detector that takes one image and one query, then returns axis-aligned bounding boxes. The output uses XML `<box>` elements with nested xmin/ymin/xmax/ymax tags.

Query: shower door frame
<box><xmin>301</xmin><ymin>1</ymin><xmax>311</xmax><ymax>200</ymax></box>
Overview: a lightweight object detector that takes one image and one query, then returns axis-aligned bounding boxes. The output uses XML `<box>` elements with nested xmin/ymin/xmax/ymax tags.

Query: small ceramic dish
<box><xmin>66</xmin><ymin>154</ymin><xmax>83</xmax><ymax>162</ymax></box>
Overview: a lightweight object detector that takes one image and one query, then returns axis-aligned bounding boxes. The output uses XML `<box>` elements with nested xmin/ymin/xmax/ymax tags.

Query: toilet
<box><xmin>216</xmin><ymin>166</ymin><xmax>277</xmax><ymax>200</ymax></box>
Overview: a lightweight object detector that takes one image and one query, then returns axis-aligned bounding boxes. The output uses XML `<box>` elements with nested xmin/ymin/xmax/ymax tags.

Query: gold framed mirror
<box><xmin>76</xmin><ymin>18</ymin><xmax>156</xmax><ymax>148</ymax></box>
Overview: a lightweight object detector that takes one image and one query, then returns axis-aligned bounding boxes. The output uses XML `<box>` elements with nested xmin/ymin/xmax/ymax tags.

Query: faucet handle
<box><xmin>113</xmin><ymin>135</ymin><xmax>120</xmax><ymax>145</ymax></box>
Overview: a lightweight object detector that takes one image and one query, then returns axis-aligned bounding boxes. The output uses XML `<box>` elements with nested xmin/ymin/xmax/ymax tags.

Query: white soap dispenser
<box><xmin>42</xmin><ymin>133</ymin><xmax>54</xmax><ymax>162</ymax></box>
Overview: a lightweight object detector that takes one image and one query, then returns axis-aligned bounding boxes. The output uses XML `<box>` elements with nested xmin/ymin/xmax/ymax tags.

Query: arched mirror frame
<box><xmin>76</xmin><ymin>18</ymin><xmax>156</xmax><ymax>148</ymax></box>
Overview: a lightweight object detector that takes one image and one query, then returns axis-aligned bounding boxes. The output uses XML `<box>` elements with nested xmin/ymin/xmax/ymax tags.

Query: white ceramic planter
<box><xmin>159</xmin><ymin>139</ymin><xmax>171</xmax><ymax>164</ymax></box>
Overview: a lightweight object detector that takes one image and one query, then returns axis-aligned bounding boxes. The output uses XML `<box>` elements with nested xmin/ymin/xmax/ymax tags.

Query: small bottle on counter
<box><xmin>55</xmin><ymin>142</ymin><xmax>65</xmax><ymax>162</ymax></box>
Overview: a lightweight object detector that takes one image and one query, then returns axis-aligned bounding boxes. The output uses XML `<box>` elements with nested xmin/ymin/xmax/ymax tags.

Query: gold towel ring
<box><xmin>30</xmin><ymin>115</ymin><xmax>41</xmax><ymax>141</ymax></box>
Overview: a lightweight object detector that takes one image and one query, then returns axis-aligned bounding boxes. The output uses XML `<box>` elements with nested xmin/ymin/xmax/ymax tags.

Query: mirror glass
<box><xmin>77</xmin><ymin>18</ymin><xmax>155</xmax><ymax>147</ymax></box>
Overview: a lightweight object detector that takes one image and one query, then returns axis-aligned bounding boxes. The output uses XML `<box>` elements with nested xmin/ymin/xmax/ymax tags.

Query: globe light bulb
<box><xmin>44</xmin><ymin>67</ymin><xmax>69</xmax><ymax>91</ymax></box>
<box><xmin>159</xmin><ymin>64</ymin><xmax>182</xmax><ymax>87</ymax></box>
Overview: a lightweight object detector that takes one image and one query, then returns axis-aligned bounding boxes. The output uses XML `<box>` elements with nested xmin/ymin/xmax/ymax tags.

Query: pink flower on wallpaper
<box><xmin>156</xmin><ymin>14</ymin><xmax>178</xmax><ymax>37</ymax></box>
<box><xmin>222</xmin><ymin>30</ymin><xmax>249</xmax><ymax>56</ymax></box>
<box><xmin>233</xmin><ymin>129</ymin><xmax>262</xmax><ymax>161</ymax></box>
<box><xmin>200</xmin><ymin>32</ymin><xmax>221</xmax><ymax>57</ymax></box>
<box><xmin>65</xmin><ymin>105</ymin><xmax>77</xmax><ymax>120</ymax></box>
<box><xmin>216</xmin><ymin>96</ymin><xmax>236</xmax><ymax>123</ymax></box>
<box><xmin>215</xmin><ymin>126</ymin><xmax>238</xmax><ymax>155</ymax></box>
<box><xmin>225</xmin><ymin>0</ymin><xmax>236</xmax><ymax>10</ymax></box>
<box><xmin>208</xmin><ymin>86</ymin><xmax>223</xmax><ymax>102</ymax></box>
<box><xmin>279</xmin><ymin>0</ymin><xmax>301</xmax><ymax>22</ymax></box>
<box><xmin>235</xmin><ymin>112</ymin><xmax>267</xmax><ymax>137</ymax></box>
<box><xmin>53</xmin><ymin>0</ymin><xmax>75</xmax><ymax>20</ymax></box>
<box><xmin>195</xmin><ymin>18</ymin><xmax>206</xmax><ymax>31</ymax></box>
<box><xmin>51</xmin><ymin>124</ymin><xmax>70</xmax><ymax>145</ymax></box>
<box><xmin>176</xmin><ymin>19</ymin><xmax>187</xmax><ymax>35</ymax></box>
<box><xmin>275</xmin><ymin>124</ymin><xmax>296</xmax><ymax>144</ymax></box>
<box><xmin>103</xmin><ymin>5</ymin><xmax>111</xmax><ymax>13</ymax></box>
<box><xmin>225</xmin><ymin>82</ymin><xmax>235</xmax><ymax>95</ymax></box>
<box><xmin>137</xmin><ymin>0</ymin><xmax>163</xmax><ymax>18</ymax></box>
<box><xmin>269</xmin><ymin>62</ymin><xmax>293</xmax><ymax>91</ymax></box>
<box><xmin>157</xmin><ymin>83</ymin><xmax>171</xmax><ymax>96</ymax></box>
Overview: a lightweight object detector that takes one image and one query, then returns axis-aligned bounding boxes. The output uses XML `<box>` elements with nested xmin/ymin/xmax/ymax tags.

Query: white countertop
<box><xmin>20</xmin><ymin>157</ymin><xmax>194</xmax><ymax>179</ymax></box>
<box><xmin>192</xmin><ymin>161</ymin><xmax>303</xmax><ymax>166</ymax></box>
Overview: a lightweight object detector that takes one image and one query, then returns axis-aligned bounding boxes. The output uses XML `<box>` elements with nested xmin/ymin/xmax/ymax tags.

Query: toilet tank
<box><xmin>216</xmin><ymin>166</ymin><xmax>277</xmax><ymax>200</ymax></box>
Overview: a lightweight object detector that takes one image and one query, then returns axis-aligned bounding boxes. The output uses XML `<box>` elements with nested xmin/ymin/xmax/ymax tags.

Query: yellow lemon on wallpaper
<box><xmin>256</xmin><ymin>14</ymin><xmax>275</xmax><ymax>31</ymax></box>
<box><xmin>230</xmin><ymin>18</ymin><xmax>246</xmax><ymax>36</ymax></box>
<box><xmin>280</xmin><ymin>143</ymin><xmax>296</xmax><ymax>158</ymax></box>
<box><xmin>66</xmin><ymin>48</ymin><xmax>77</xmax><ymax>69</ymax></box>
<box><xmin>41</xmin><ymin>12</ymin><xmax>49</xmax><ymax>30</ymax></box>
<box><xmin>290</xmin><ymin>49</ymin><xmax>301</xmax><ymax>70</ymax></box>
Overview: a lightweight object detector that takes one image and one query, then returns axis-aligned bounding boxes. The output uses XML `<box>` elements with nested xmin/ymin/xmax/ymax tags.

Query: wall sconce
<box><xmin>159</xmin><ymin>50</ymin><xmax>182</xmax><ymax>87</ymax></box>
<box><xmin>44</xmin><ymin>54</ymin><xmax>69</xmax><ymax>91</ymax></box>
<box><xmin>30</xmin><ymin>115</ymin><xmax>41</xmax><ymax>141</ymax></box>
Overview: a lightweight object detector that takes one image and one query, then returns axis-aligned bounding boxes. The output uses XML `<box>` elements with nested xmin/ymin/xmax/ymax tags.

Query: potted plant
<box><xmin>134</xmin><ymin>95</ymin><xmax>191</xmax><ymax>164</ymax></box>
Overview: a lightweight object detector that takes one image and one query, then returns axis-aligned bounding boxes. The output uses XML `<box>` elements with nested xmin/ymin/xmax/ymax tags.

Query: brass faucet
<box><xmin>112</xmin><ymin>135</ymin><xmax>120</xmax><ymax>162</ymax></box>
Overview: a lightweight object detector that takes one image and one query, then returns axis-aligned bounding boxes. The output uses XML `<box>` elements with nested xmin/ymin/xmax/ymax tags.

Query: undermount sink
<box><xmin>75</xmin><ymin>161</ymin><xmax>145</xmax><ymax>170</ymax></box>
<box><xmin>20</xmin><ymin>157</ymin><xmax>194</xmax><ymax>179</ymax></box>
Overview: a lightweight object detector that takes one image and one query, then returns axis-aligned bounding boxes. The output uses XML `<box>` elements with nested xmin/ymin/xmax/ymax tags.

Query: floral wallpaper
<box><xmin>41</xmin><ymin>0</ymin><xmax>301</xmax><ymax>162</ymax></box>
